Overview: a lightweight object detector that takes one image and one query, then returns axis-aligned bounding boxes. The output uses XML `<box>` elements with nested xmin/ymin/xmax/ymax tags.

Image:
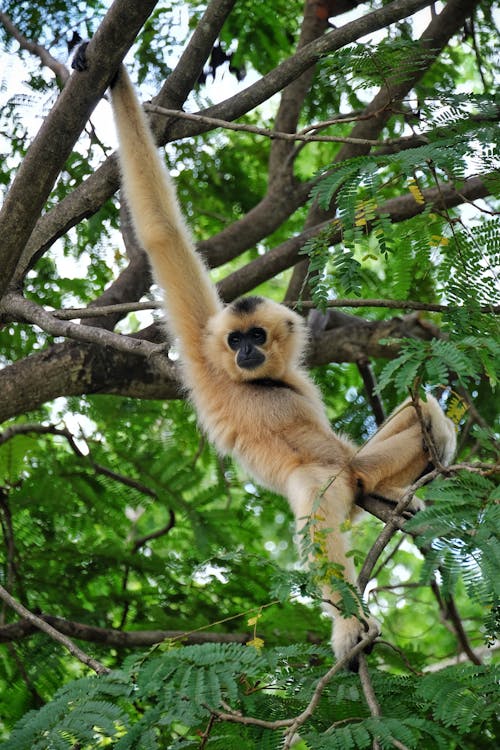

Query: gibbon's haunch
<box><xmin>72</xmin><ymin>49</ymin><xmax>457</xmax><ymax>669</ymax></box>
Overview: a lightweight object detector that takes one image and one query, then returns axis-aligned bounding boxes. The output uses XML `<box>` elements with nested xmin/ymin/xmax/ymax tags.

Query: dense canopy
<box><xmin>0</xmin><ymin>1</ymin><xmax>498</xmax><ymax>748</ymax></box>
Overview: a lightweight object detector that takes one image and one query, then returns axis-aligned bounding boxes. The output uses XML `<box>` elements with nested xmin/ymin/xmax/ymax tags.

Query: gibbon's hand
<box><xmin>71</xmin><ymin>41</ymin><xmax>89</xmax><ymax>72</ymax></box>
<box><xmin>71</xmin><ymin>40</ymin><xmax>121</xmax><ymax>89</ymax></box>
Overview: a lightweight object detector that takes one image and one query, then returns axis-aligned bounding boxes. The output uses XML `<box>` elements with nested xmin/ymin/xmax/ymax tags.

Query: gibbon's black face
<box><xmin>209</xmin><ymin>295</ymin><xmax>305</xmax><ymax>381</ymax></box>
<box><xmin>227</xmin><ymin>326</ymin><xmax>267</xmax><ymax>370</ymax></box>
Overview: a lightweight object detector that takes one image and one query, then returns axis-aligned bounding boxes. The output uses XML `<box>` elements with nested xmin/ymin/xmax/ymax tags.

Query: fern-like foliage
<box><xmin>408</xmin><ymin>472</ymin><xmax>500</xmax><ymax>642</ymax></box>
<box><xmin>376</xmin><ymin>336</ymin><xmax>500</xmax><ymax>396</ymax></box>
<box><xmin>4</xmin><ymin>650</ymin><xmax>498</xmax><ymax>750</ymax></box>
<box><xmin>303</xmin><ymin>88</ymin><xmax>498</xmax><ymax>311</ymax></box>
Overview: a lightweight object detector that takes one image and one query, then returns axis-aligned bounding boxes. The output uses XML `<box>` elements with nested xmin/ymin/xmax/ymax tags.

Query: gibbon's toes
<box><xmin>332</xmin><ymin>615</ymin><xmax>380</xmax><ymax>672</ymax></box>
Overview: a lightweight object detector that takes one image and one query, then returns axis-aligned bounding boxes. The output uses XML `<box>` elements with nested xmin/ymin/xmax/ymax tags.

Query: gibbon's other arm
<box><xmin>109</xmin><ymin>66</ymin><xmax>222</xmax><ymax>363</ymax></box>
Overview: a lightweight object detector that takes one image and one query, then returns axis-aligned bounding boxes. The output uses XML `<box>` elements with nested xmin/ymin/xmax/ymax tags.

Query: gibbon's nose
<box><xmin>237</xmin><ymin>346</ymin><xmax>265</xmax><ymax>370</ymax></box>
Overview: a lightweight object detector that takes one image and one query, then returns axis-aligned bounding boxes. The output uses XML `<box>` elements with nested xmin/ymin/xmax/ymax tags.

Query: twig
<box><xmin>206</xmin><ymin>628</ymin><xmax>378</xmax><ymax>744</ymax></box>
<box><xmin>357</xmin><ymin>358</ymin><xmax>386</xmax><ymax>425</ymax></box>
<box><xmin>51</xmin><ymin>301</ymin><xmax>163</xmax><ymax>319</ymax></box>
<box><xmin>360</xmin><ymin>653</ymin><xmax>412</xmax><ymax>750</ymax></box>
<box><xmin>371</xmin><ymin>538</ymin><xmax>404</xmax><ymax>581</ymax></box>
<box><xmin>357</xmin><ymin>469</ymin><xmax>440</xmax><ymax>594</ymax></box>
<box><xmin>0</xmin><ymin>583</ymin><xmax>110</xmax><ymax>675</ymax></box>
<box><xmin>284</xmin><ymin>298</ymin><xmax>500</xmax><ymax>314</ymax></box>
<box><xmin>200</xmin><ymin>712</ymin><xmax>217</xmax><ymax>749</ymax></box>
<box><xmin>131</xmin><ymin>510</ymin><xmax>176</xmax><ymax>553</ymax></box>
<box><xmin>358</xmin><ymin>654</ymin><xmax>381</xmax><ymax>750</ymax></box>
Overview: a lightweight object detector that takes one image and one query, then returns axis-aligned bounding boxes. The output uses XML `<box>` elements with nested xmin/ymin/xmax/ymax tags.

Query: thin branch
<box><xmin>284</xmin><ymin>298</ymin><xmax>500</xmax><ymax>314</ymax></box>
<box><xmin>220</xmin><ymin>175</ymin><xmax>490</xmax><ymax>299</ymax></box>
<box><xmin>357</xmin><ymin>469</ymin><xmax>440</xmax><ymax>594</ymax></box>
<box><xmin>207</xmin><ymin>627</ymin><xmax>379</xmax><ymax>741</ymax></box>
<box><xmin>132</xmin><ymin>511</ymin><xmax>176</xmax><ymax>553</ymax></box>
<box><xmin>430</xmin><ymin>580</ymin><xmax>482</xmax><ymax>665</ymax></box>
<box><xmin>424</xmin><ymin>641</ymin><xmax>500</xmax><ymax>672</ymax></box>
<box><xmin>357</xmin><ymin>358</ymin><xmax>386</xmax><ymax>425</ymax></box>
<box><xmin>0</xmin><ymin>0</ymin><xmax>160</xmax><ymax>298</ymax></box>
<box><xmin>0</xmin><ymin>584</ymin><xmax>110</xmax><ymax>675</ymax></box>
<box><xmin>47</xmin><ymin>294</ymin><xmax>500</xmax><ymax>324</ymax></box>
<box><xmin>358</xmin><ymin>655</ymin><xmax>382</xmax><ymax>750</ymax></box>
<box><xmin>5</xmin><ymin>643</ymin><xmax>45</xmax><ymax>707</ymax></box>
<box><xmin>360</xmin><ymin>653</ymin><xmax>413</xmax><ymax>750</ymax></box>
<box><xmin>145</xmin><ymin>103</ymin><xmax>386</xmax><ymax>146</ymax></box>
<box><xmin>0</xmin><ymin>11</ymin><xmax>69</xmax><ymax>83</ymax></box>
<box><xmin>51</xmin><ymin>301</ymin><xmax>163</xmax><ymax>319</ymax></box>
<box><xmin>0</xmin><ymin>422</ymin><xmax>76</xmax><ymax>447</ymax></box>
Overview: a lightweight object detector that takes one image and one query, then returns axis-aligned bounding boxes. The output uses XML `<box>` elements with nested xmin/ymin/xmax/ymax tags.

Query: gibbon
<box><xmin>73</xmin><ymin>50</ymin><xmax>456</xmax><ymax>667</ymax></box>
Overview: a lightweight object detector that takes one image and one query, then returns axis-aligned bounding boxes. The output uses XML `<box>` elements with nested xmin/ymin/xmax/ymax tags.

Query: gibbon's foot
<box><xmin>332</xmin><ymin>615</ymin><xmax>380</xmax><ymax>672</ymax></box>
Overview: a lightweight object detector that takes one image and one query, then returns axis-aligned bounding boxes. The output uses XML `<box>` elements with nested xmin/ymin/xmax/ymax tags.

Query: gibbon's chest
<box><xmin>188</xmin><ymin>370</ymin><xmax>348</xmax><ymax>491</ymax></box>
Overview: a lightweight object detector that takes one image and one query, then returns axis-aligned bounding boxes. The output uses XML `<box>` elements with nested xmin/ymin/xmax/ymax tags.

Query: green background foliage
<box><xmin>0</xmin><ymin>0</ymin><xmax>498</xmax><ymax>747</ymax></box>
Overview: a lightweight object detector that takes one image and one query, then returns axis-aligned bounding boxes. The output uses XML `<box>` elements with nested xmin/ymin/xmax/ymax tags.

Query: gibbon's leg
<box><xmin>352</xmin><ymin>395</ymin><xmax>456</xmax><ymax>503</ymax></box>
<box><xmin>287</xmin><ymin>466</ymin><xmax>378</xmax><ymax>670</ymax></box>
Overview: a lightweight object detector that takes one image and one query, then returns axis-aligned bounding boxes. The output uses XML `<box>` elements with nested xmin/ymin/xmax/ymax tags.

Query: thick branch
<box><xmin>0</xmin><ymin>584</ymin><xmax>109</xmax><ymax>675</ymax></box>
<box><xmin>2</xmin><ymin>292</ymin><xmax>167</xmax><ymax>361</ymax></box>
<box><xmin>0</xmin><ymin>0</ymin><xmax>160</xmax><ymax>298</ymax></box>
<box><xmin>12</xmin><ymin>0</ymin><xmax>236</xmax><ymax>283</ymax></box>
<box><xmin>0</xmin><ymin>314</ymin><xmax>436</xmax><ymax>422</ymax></box>
<box><xmin>219</xmin><ymin>175</ymin><xmax>489</xmax><ymax>299</ymax></box>
<box><xmin>286</xmin><ymin>0</ymin><xmax>479</xmax><ymax>297</ymax></box>
<box><xmin>0</xmin><ymin>614</ymin><xmax>251</xmax><ymax>648</ymax></box>
<box><xmin>13</xmin><ymin>0</ymin><xmax>434</xmax><ymax>283</ymax></box>
<box><xmin>0</xmin><ymin>333</ymin><xmax>180</xmax><ymax>423</ymax></box>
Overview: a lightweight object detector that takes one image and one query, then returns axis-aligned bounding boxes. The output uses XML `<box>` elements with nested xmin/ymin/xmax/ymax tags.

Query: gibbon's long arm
<box><xmin>110</xmin><ymin>67</ymin><xmax>222</xmax><ymax>362</ymax></box>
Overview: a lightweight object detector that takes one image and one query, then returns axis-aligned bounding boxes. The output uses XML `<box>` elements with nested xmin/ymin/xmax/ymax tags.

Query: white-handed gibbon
<box><xmin>73</xmin><ymin>50</ymin><xmax>456</xmax><ymax>667</ymax></box>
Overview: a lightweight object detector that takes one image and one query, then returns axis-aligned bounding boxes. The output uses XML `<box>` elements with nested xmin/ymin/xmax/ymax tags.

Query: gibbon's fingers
<box><xmin>109</xmin><ymin>66</ymin><xmax>222</xmax><ymax>350</ymax></box>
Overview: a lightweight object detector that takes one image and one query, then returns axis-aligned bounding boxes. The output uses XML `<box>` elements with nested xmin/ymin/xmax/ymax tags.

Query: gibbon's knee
<box><xmin>352</xmin><ymin>395</ymin><xmax>456</xmax><ymax>501</ymax></box>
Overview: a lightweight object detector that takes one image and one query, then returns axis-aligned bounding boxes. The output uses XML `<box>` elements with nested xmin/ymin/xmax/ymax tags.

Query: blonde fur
<box><xmin>109</xmin><ymin>66</ymin><xmax>456</xmax><ymax>667</ymax></box>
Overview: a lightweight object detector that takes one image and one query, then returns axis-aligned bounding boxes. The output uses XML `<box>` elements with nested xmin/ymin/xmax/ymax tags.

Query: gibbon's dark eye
<box><xmin>227</xmin><ymin>332</ymin><xmax>242</xmax><ymax>350</ymax></box>
<box><xmin>248</xmin><ymin>327</ymin><xmax>267</xmax><ymax>345</ymax></box>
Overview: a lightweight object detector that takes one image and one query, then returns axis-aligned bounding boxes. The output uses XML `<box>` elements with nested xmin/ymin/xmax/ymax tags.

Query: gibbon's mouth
<box><xmin>237</xmin><ymin>352</ymin><xmax>266</xmax><ymax>370</ymax></box>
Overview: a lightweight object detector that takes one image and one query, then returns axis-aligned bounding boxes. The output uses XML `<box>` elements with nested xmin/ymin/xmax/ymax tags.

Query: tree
<box><xmin>0</xmin><ymin>0</ymin><xmax>498</xmax><ymax>747</ymax></box>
